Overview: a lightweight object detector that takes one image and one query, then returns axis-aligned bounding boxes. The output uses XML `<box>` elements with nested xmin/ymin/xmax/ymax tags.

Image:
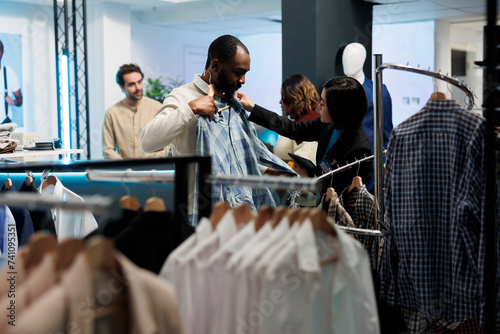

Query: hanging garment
<box><xmin>2</xmin><ymin>184</ymin><xmax>34</xmax><ymax>246</ymax></box>
<box><xmin>0</xmin><ymin>247</ymin><xmax>27</xmax><ymax>299</ymax></box>
<box><xmin>6</xmin><ymin>252</ymin><xmax>184</xmax><ymax>334</ymax></box>
<box><xmin>167</xmin><ymin>211</ymin><xmax>238</xmax><ymax>334</ymax></box>
<box><xmin>0</xmin><ymin>252</ymin><xmax>57</xmax><ymax>333</ymax></box>
<box><xmin>40</xmin><ymin>179</ymin><xmax>97</xmax><ymax>240</ymax></box>
<box><xmin>312</xmin><ymin>225</ymin><xmax>380</xmax><ymax>334</ymax></box>
<box><xmin>18</xmin><ymin>180</ymin><xmax>56</xmax><ymax>234</ymax></box>
<box><xmin>380</xmin><ymin>99</ymin><xmax>499</xmax><ymax>328</ymax></box>
<box><xmin>319</xmin><ymin>190</ymin><xmax>355</xmax><ymax>227</ymax></box>
<box><xmin>256</xmin><ymin>219</ymin><xmax>322</xmax><ymax>334</ymax></box>
<box><xmin>114</xmin><ymin>210</ymin><xmax>194</xmax><ymax>274</ymax></box>
<box><xmin>0</xmin><ymin>205</ymin><xmax>17</xmax><ymax>255</ymax></box>
<box><xmin>195</xmin><ymin>97</ymin><xmax>295</xmax><ymax>211</ymax></box>
<box><xmin>340</xmin><ymin>185</ymin><xmax>379</xmax><ymax>268</ymax></box>
<box><xmin>212</xmin><ymin>221</ymin><xmax>274</xmax><ymax>334</ymax></box>
<box><xmin>160</xmin><ymin>217</ymin><xmax>213</xmax><ymax>334</ymax></box>
<box><xmin>85</xmin><ymin>208</ymin><xmax>141</xmax><ymax>240</ymax></box>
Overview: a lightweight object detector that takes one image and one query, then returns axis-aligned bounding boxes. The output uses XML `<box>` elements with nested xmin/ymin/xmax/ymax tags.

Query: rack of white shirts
<box><xmin>372</xmin><ymin>57</ymin><xmax>476</xmax><ymax>231</ymax></box>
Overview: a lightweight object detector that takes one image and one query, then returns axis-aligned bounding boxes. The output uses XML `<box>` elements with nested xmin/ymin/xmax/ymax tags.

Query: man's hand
<box><xmin>234</xmin><ymin>92</ymin><xmax>255</xmax><ymax>111</ymax></box>
<box><xmin>188</xmin><ymin>96</ymin><xmax>218</xmax><ymax>121</ymax></box>
<box><xmin>5</xmin><ymin>96</ymin><xmax>15</xmax><ymax>106</ymax></box>
<box><xmin>290</xmin><ymin>157</ymin><xmax>309</xmax><ymax>178</ymax></box>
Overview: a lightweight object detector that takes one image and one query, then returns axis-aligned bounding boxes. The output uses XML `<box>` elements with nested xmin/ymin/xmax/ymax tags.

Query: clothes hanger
<box><xmin>286</xmin><ymin>208</ymin><xmax>302</xmax><ymax>226</ymax></box>
<box><xmin>209</xmin><ymin>201</ymin><xmax>231</xmax><ymax>228</ymax></box>
<box><xmin>253</xmin><ymin>205</ymin><xmax>274</xmax><ymax>231</ymax></box>
<box><xmin>308</xmin><ymin>209</ymin><xmax>338</xmax><ymax>265</ymax></box>
<box><xmin>4</xmin><ymin>177</ymin><xmax>12</xmax><ymax>188</ymax></box>
<box><xmin>430</xmin><ymin>78</ymin><xmax>446</xmax><ymax>100</ymax></box>
<box><xmin>347</xmin><ymin>160</ymin><xmax>363</xmax><ymax>194</ymax></box>
<box><xmin>41</xmin><ymin>175</ymin><xmax>59</xmax><ymax>190</ymax></box>
<box><xmin>270</xmin><ymin>206</ymin><xmax>288</xmax><ymax>229</ymax></box>
<box><xmin>325</xmin><ymin>188</ymin><xmax>337</xmax><ymax>202</ymax></box>
<box><xmin>24</xmin><ymin>232</ymin><xmax>58</xmax><ymax>272</ymax></box>
<box><xmin>23</xmin><ymin>170</ymin><xmax>34</xmax><ymax>188</ymax></box>
<box><xmin>144</xmin><ymin>197</ymin><xmax>167</xmax><ymax>212</ymax></box>
<box><xmin>56</xmin><ymin>238</ymin><xmax>85</xmax><ymax>273</ymax></box>
<box><xmin>298</xmin><ymin>208</ymin><xmax>312</xmax><ymax>224</ymax></box>
<box><xmin>232</xmin><ymin>203</ymin><xmax>254</xmax><ymax>226</ymax></box>
<box><xmin>119</xmin><ymin>174</ymin><xmax>141</xmax><ymax>211</ymax></box>
<box><xmin>86</xmin><ymin>236</ymin><xmax>121</xmax><ymax>273</ymax></box>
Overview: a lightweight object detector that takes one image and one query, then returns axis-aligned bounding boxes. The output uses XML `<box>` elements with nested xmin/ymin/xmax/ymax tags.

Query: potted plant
<box><xmin>145</xmin><ymin>75</ymin><xmax>185</xmax><ymax>103</ymax></box>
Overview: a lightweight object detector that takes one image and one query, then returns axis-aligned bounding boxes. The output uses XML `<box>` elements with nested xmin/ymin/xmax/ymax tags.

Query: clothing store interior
<box><xmin>0</xmin><ymin>0</ymin><xmax>499</xmax><ymax>333</ymax></box>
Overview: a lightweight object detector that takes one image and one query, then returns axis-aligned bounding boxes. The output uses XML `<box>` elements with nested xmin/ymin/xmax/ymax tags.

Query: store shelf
<box><xmin>0</xmin><ymin>149</ymin><xmax>84</xmax><ymax>159</ymax></box>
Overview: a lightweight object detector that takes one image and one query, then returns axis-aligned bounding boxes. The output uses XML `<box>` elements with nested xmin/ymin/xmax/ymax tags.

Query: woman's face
<box><xmin>279</xmin><ymin>89</ymin><xmax>294</xmax><ymax>118</ymax></box>
<box><xmin>319</xmin><ymin>89</ymin><xmax>333</xmax><ymax>123</ymax></box>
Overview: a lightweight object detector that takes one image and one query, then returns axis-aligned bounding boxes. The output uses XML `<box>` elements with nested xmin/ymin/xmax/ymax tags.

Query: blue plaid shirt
<box><xmin>379</xmin><ymin>99</ymin><xmax>499</xmax><ymax>325</ymax></box>
<box><xmin>195</xmin><ymin>97</ymin><xmax>295</xmax><ymax>210</ymax></box>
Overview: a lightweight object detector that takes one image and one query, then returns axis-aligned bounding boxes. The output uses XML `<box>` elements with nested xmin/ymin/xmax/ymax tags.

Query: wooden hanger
<box><xmin>286</xmin><ymin>208</ymin><xmax>302</xmax><ymax>226</ymax></box>
<box><xmin>209</xmin><ymin>201</ymin><xmax>231</xmax><ymax>228</ymax></box>
<box><xmin>4</xmin><ymin>178</ymin><xmax>12</xmax><ymax>189</ymax></box>
<box><xmin>144</xmin><ymin>197</ymin><xmax>167</xmax><ymax>212</ymax></box>
<box><xmin>232</xmin><ymin>203</ymin><xmax>254</xmax><ymax>226</ymax></box>
<box><xmin>208</xmin><ymin>84</ymin><xmax>216</xmax><ymax>97</ymax></box>
<box><xmin>120</xmin><ymin>195</ymin><xmax>141</xmax><ymax>211</ymax></box>
<box><xmin>270</xmin><ymin>206</ymin><xmax>288</xmax><ymax>229</ymax></box>
<box><xmin>254</xmin><ymin>205</ymin><xmax>274</xmax><ymax>231</ymax></box>
<box><xmin>86</xmin><ymin>236</ymin><xmax>121</xmax><ymax>273</ymax></box>
<box><xmin>298</xmin><ymin>208</ymin><xmax>312</xmax><ymax>224</ymax></box>
<box><xmin>41</xmin><ymin>175</ymin><xmax>59</xmax><ymax>190</ymax></box>
<box><xmin>347</xmin><ymin>176</ymin><xmax>363</xmax><ymax>194</ymax></box>
<box><xmin>24</xmin><ymin>232</ymin><xmax>58</xmax><ymax>272</ymax></box>
<box><xmin>23</xmin><ymin>175</ymin><xmax>34</xmax><ymax>187</ymax></box>
<box><xmin>325</xmin><ymin>188</ymin><xmax>336</xmax><ymax>202</ymax></box>
<box><xmin>430</xmin><ymin>91</ymin><xmax>446</xmax><ymax>100</ymax></box>
<box><xmin>56</xmin><ymin>238</ymin><xmax>85</xmax><ymax>272</ymax></box>
<box><xmin>309</xmin><ymin>209</ymin><xmax>338</xmax><ymax>265</ymax></box>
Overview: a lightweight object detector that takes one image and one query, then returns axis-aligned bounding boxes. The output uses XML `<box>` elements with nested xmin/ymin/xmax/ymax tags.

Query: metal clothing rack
<box><xmin>373</xmin><ymin>57</ymin><xmax>476</xmax><ymax>231</ymax></box>
<box><xmin>86</xmin><ymin>169</ymin><xmax>321</xmax><ymax>193</ymax></box>
<box><xmin>0</xmin><ymin>156</ymin><xmax>212</xmax><ymax>223</ymax></box>
<box><xmin>0</xmin><ymin>192</ymin><xmax>119</xmax><ymax>218</ymax></box>
<box><xmin>315</xmin><ymin>152</ymin><xmax>386</xmax><ymax>181</ymax></box>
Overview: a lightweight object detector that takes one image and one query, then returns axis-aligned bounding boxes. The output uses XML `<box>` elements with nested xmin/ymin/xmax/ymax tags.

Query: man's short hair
<box><xmin>116</xmin><ymin>63</ymin><xmax>143</xmax><ymax>87</ymax></box>
<box><xmin>204</xmin><ymin>35</ymin><xmax>249</xmax><ymax>69</ymax></box>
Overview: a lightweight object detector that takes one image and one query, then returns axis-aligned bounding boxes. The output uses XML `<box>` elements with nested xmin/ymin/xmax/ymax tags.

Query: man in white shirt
<box><xmin>0</xmin><ymin>40</ymin><xmax>23</xmax><ymax>124</ymax></box>
<box><xmin>102</xmin><ymin>63</ymin><xmax>165</xmax><ymax>159</ymax></box>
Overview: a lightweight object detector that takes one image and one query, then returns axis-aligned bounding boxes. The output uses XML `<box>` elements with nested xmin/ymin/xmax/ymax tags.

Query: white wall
<box><xmin>0</xmin><ymin>1</ymin><xmax>57</xmax><ymax>141</ymax></box>
<box><xmin>372</xmin><ymin>20</ymin><xmax>435</xmax><ymax>126</ymax></box>
<box><xmin>131</xmin><ymin>14</ymin><xmax>283</xmax><ymax>114</ymax></box>
<box><xmin>87</xmin><ymin>2</ymin><xmax>132</xmax><ymax>159</ymax></box>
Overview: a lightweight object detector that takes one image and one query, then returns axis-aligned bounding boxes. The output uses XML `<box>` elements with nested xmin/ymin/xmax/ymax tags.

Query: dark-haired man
<box><xmin>140</xmin><ymin>35</ymin><xmax>293</xmax><ymax>218</ymax></box>
<box><xmin>0</xmin><ymin>40</ymin><xmax>23</xmax><ymax>124</ymax></box>
<box><xmin>102</xmin><ymin>63</ymin><xmax>165</xmax><ymax>159</ymax></box>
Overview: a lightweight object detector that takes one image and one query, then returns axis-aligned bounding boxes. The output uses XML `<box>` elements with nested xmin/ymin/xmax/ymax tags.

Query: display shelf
<box><xmin>0</xmin><ymin>149</ymin><xmax>84</xmax><ymax>159</ymax></box>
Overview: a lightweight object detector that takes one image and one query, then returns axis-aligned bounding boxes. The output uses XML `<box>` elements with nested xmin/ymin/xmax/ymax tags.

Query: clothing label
<box><xmin>318</xmin><ymin>157</ymin><xmax>333</xmax><ymax>173</ymax></box>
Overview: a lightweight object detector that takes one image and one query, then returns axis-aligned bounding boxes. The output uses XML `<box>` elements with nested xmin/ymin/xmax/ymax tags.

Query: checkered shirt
<box><xmin>379</xmin><ymin>99</ymin><xmax>495</xmax><ymax>324</ymax></box>
<box><xmin>341</xmin><ymin>185</ymin><xmax>380</xmax><ymax>268</ymax></box>
<box><xmin>318</xmin><ymin>190</ymin><xmax>355</xmax><ymax>228</ymax></box>
<box><xmin>195</xmin><ymin>97</ymin><xmax>294</xmax><ymax>211</ymax></box>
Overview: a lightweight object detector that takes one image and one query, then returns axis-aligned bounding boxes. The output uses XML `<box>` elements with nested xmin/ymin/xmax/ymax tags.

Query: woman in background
<box><xmin>273</xmin><ymin>74</ymin><xmax>320</xmax><ymax>166</ymax></box>
<box><xmin>237</xmin><ymin>76</ymin><xmax>372</xmax><ymax>194</ymax></box>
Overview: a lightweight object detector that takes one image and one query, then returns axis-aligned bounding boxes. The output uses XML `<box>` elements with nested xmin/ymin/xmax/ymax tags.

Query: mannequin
<box><xmin>342</xmin><ymin>42</ymin><xmax>393</xmax><ymax>153</ymax></box>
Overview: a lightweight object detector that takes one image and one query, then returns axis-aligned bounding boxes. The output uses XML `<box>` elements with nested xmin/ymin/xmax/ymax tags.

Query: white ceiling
<box><xmin>4</xmin><ymin>0</ymin><xmax>498</xmax><ymax>34</ymax></box>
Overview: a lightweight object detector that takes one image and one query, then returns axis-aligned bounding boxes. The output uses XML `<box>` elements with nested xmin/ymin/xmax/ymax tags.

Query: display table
<box><xmin>0</xmin><ymin>149</ymin><xmax>84</xmax><ymax>161</ymax></box>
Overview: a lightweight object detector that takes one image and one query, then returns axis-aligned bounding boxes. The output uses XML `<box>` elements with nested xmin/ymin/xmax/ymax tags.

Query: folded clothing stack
<box><xmin>24</xmin><ymin>141</ymin><xmax>55</xmax><ymax>151</ymax></box>
<box><xmin>0</xmin><ymin>123</ymin><xmax>19</xmax><ymax>154</ymax></box>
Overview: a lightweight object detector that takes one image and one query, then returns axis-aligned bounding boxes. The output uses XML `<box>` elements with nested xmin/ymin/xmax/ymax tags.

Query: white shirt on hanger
<box><xmin>257</xmin><ymin>219</ymin><xmax>322</xmax><ymax>334</ymax></box>
<box><xmin>312</xmin><ymin>226</ymin><xmax>380</xmax><ymax>334</ymax></box>
<box><xmin>212</xmin><ymin>222</ymin><xmax>273</xmax><ymax>334</ymax></box>
<box><xmin>40</xmin><ymin>180</ymin><xmax>97</xmax><ymax>240</ymax></box>
<box><xmin>202</xmin><ymin>220</ymin><xmax>256</xmax><ymax>334</ymax></box>
<box><xmin>159</xmin><ymin>217</ymin><xmax>213</xmax><ymax>334</ymax></box>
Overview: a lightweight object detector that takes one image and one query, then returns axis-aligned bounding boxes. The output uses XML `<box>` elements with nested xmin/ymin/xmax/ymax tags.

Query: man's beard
<box><xmin>217</xmin><ymin>69</ymin><xmax>241</xmax><ymax>97</ymax></box>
